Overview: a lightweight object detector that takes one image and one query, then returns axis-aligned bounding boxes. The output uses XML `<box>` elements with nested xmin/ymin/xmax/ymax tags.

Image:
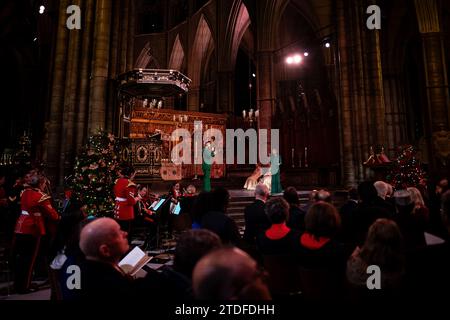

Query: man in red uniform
<box><xmin>13</xmin><ymin>175</ymin><xmax>60</xmax><ymax>293</ymax></box>
<box><xmin>114</xmin><ymin>166</ymin><xmax>139</xmax><ymax>232</ymax></box>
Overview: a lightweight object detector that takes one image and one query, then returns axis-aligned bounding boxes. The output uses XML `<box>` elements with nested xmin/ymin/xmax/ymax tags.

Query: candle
<box><xmin>173</xmin><ymin>115</ymin><xmax>176</xmax><ymax>122</ymax></box>
<box><xmin>304</xmin><ymin>147</ymin><xmax>308</xmax><ymax>167</ymax></box>
<box><xmin>243</xmin><ymin>110</ymin><xmax>246</xmax><ymax>118</ymax></box>
<box><xmin>291</xmin><ymin>148</ymin><xmax>295</xmax><ymax>168</ymax></box>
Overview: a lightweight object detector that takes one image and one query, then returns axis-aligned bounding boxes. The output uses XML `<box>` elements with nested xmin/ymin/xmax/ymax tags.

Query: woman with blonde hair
<box><xmin>407</xmin><ymin>187</ymin><xmax>429</xmax><ymax>220</ymax></box>
<box><xmin>347</xmin><ymin>219</ymin><xmax>405</xmax><ymax>292</ymax></box>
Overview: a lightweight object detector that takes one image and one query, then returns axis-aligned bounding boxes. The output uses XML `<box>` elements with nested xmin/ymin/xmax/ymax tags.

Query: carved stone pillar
<box><xmin>256</xmin><ymin>50</ymin><xmax>275</xmax><ymax>152</ymax></box>
<box><xmin>46</xmin><ymin>0</ymin><xmax>69</xmax><ymax>183</ymax></box>
<box><xmin>415</xmin><ymin>0</ymin><xmax>450</xmax><ymax>168</ymax></box>
<box><xmin>75</xmin><ymin>0</ymin><xmax>95</xmax><ymax>151</ymax></box>
<box><xmin>119</xmin><ymin>0</ymin><xmax>129</xmax><ymax>74</ymax></box>
<box><xmin>127</xmin><ymin>0</ymin><xmax>135</xmax><ymax>71</ymax></box>
<box><xmin>59</xmin><ymin>0</ymin><xmax>82</xmax><ymax>186</ymax></box>
<box><xmin>188</xmin><ymin>87</ymin><xmax>200</xmax><ymax>111</ymax></box>
<box><xmin>216</xmin><ymin>70</ymin><xmax>234</xmax><ymax>113</ymax></box>
<box><xmin>337</xmin><ymin>0</ymin><xmax>356</xmax><ymax>186</ymax></box>
<box><xmin>88</xmin><ymin>0</ymin><xmax>112</xmax><ymax>135</ymax></box>
<box><xmin>106</xmin><ymin>0</ymin><xmax>121</xmax><ymax>133</ymax></box>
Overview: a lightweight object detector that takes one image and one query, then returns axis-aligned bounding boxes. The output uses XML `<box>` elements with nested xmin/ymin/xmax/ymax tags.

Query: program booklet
<box><xmin>118</xmin><ymin>246</ymin><xmax>152</xmax><ymax>276</ymax></box>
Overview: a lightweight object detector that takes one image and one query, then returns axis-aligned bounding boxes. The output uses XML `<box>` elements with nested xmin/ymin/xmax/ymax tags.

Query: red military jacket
<box><xmin>114</xmin><ymin>178</ymin><xmax>137</xmax><ymax>220</ymax></box>
<box><xmin>15</xmin><ymin>188</ymin><xmax>60</xmax><ymax>236</ymax></box>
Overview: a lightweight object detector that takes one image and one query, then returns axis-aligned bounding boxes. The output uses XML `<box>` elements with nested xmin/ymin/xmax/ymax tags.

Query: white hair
<box><xmin>407</xmin><ymin>187</ymin><xmax>425</xmax><ymax>207</ymax></box>
<box><xmin>374</xmin><ymin>181</ymin><xmax>389</xmax><ymax>199</ymax></box>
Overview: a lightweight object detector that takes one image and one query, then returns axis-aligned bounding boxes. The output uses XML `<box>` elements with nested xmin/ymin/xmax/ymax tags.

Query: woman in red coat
<box><xmin>114</xmin><ymin>166</ymin><xmax>139</xmax><ymax>232</ymax></box>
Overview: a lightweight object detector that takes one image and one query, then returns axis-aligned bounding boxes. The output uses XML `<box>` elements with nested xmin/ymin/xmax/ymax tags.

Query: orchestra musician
<box><xmin>169</xmin><ymin>182</ymin><xmax>182</xmax><ymax>215</ymax></box>
<box><xmin>13</xmin><ymin>174</ymin><xmax>60</xmax><ymax>293</ymax></box>
<box><xmin>135</xmin><ymin>185</ymin><xmax>159</xmax><ymax>221</ymax></box>
<box><xmin>113</xmin><ymin>165</ymin><xmax>139</xmax><ymax>233</ymax></box>
<box><xmin>134</xmin><ymin>184</ymin><xmax>160</xmax><ymax>250</ymax></box>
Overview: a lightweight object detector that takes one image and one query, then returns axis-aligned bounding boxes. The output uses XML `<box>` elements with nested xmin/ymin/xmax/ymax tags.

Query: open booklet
<box><xmin>118</xmin><ymin>246</ymin><xmax>152</xmax><ymax>277</ymax></box>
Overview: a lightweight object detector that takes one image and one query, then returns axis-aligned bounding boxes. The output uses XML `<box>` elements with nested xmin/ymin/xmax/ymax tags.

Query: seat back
<box><xmin>262</xmin><ymin>254</ymin><xmax>302</xmax><ymax>296</ymax></box>
<box><xmin>297</xmin><ymin>265</ymin><xmax>342</xmax><ymax>301</ymax></box>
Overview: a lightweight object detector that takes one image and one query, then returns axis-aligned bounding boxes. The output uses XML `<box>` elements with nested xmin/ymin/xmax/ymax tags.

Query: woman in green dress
<box><xmin>202</xmin><ymin>141</ymin><xmax>215</xmax><ymax>191</ymax></box>
<box><xmin>270</xmin><ymin>148</ymin><xmax>283</xmax><ymax>194</ymax></box>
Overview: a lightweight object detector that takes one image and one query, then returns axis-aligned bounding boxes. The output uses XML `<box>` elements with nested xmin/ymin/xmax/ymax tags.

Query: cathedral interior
<box><xmin>1</xmin><ymin>0</ymin><xmax>450</xmax><ymax>306</ymax></box>
<box><xmin>1</xmin><ymin>0</ymin><xmax>450</xmax><ymax>188</ymax></box>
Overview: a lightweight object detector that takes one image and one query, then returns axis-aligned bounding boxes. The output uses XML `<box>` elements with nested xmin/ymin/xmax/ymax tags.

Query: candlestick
<box><xmin>304</xmin><ymin>147</ymin><xmax>308</xmax><ymax>168</ymax></box>
<box><xmin>291</xmin><ymin>148</ymin><xmax>295</xmax><ymax>168</ymax></box>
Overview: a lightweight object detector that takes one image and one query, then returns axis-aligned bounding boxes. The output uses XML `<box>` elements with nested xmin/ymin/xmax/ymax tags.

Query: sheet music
<box><xmin>119</xmin><ymin>246</ymin><xmax>147</xmax><ymax>269</ymax></box>
<box><xmin>424</xmin><ymin>232</ymin><xmax>445</xmax><ymax>246</ymax></box>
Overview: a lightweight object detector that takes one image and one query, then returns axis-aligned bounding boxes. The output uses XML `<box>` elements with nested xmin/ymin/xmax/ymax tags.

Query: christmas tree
<box><xmin>68</xmin><ymin>131</ymin><xmax>120</xmax><ymax>217</ymax></box>
<box><xmin>387</xmin><ymin>145</ymin><xmax>426</xmax><ymax>190</ymax></box>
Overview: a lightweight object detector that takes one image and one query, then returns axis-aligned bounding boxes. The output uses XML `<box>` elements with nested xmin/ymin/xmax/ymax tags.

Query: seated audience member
<box><xmin>284</xmin><ymin>186</ymin><xmax>305</xmax><ymax>232</ymax></box>
<box><xmin>78</xmin><ymin>218</ymin><xmax>135</xmax><ymax>299</ymax></box>
<box><xmin>193</xmin><ymin>247</ymin><xmax>271</xmax><ymax>300</ymax></box>
<box><xmin>180</xmin><ymin>185</ymin><xmax>197</xmax><ymax>216</ymax></box>
<box><xmin>191</xmin><ymin>191</ymin><xmax>212</xmax><ymax>229</ymax></box>
<box><xmin>352</xmin><ymin>181</ymin><xmax>393</xmax><ymax>246</ymax></box>
<box><xmin>314</xmin><ymin>189</ymin><xmax>332</xmax><ymax>203</ymax></box>
<box><xmin>299</xmin><ymin>190</ymin><xmax>318</xmax><ymax>214</ymax></box>
<box><xmin>201</xmin><ymin>187</ymin><xmax>241</xmax><ymax>245</ymax></box>
<box><xmin>347</xmin><ymin>219</ymin><xmax>405</xmax><ymax>296</ymax></box>
<box><xmin>405</xmin><ymin>190</ymin><xmax>450</xmax><ymax>299</ymax></box>
<box><xmin>407</xmin><ymin>187</ymin><xmax>429</xmax><ymax>223</ymax></box>
<box><xmin>243</xmin><ymin>184</ymin><xmax>271</xmax><ymax>245</ymax></box>
<box><xmin>298</xmin><ymin>202</ymin><xmax>347</xmax><ymax>272</ymax></box>
<box><xmin>393</xmin><ymin>190</ymin><xmax>426</xmax><ymax>250</ymax></box>
<box><xmin>139</xmin><ymin>229</ymin><xmax>222</xmax><ymax>300</ymax></box>
<box><xmin>256</xmin><ymin>197</ymin><xmax>299</xmax><ymax>255</ymax></box>
<box><xmin>338</xmin><ymin>187</ymin><xmax>359</xmax><ymax>243</ymax></box>
<box><xmin>373</xmin><ymin>181</ymin><xmax>396</xmax><ymax>214</ymax></box>
<box><xmin>49</xmin><ymin>200</ymin><xmax>87</xmax><ymax>300</ymax></box>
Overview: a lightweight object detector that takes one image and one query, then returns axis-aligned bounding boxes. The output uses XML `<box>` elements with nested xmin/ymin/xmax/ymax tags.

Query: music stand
<box><xmin>144</xmin><ymin>196</ymin><xmax>171</xmax><ymax>250</ymax></box>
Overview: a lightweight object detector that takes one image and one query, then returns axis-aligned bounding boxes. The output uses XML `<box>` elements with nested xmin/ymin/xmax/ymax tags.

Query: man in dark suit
<box><xmin>78</xmin><ymin>217</ymin><xmax>135</xmax><ymax>300</ymax></box>
<box><xmin>243</xmin><ymin>184</ymin><xmax>270</xmax><ymax>245</ymax></box>
<box><xmin>201</xmin><ymin>187</ymin><xmax>241</xmax><ymax>245</ymax></box>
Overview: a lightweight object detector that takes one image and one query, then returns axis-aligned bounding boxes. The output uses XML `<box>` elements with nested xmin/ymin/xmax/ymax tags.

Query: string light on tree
<box><xmin>386</xmin><ymin>145</ymin><xmax>426</xmax><ymax>190</ymax></box>
<box><xmin>68</xmin><ymin>131</ymin><xmax>121</xmax><ymax>217</ymax></box>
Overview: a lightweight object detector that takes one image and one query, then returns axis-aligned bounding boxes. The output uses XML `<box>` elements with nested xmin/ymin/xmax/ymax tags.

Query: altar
<box><xmin>117</xmin><ymin>69</ymin><xmax>228</xmax><ymax>181</ymax></box>
<box><xmin>126</xmin><ymin>108</ymin><xmax>227</xmax><ymax>180</ymax></box>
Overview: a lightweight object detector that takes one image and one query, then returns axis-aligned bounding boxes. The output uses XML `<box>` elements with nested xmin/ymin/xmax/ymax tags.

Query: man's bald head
<box><xmin>374</xmin><ymin>181</ymin><xmax>389</xmax><ymax>199</ymax></box>
<box><xmin>79</xmin><ymin>218</ymin><xmax>129</xmax><ymax>263</ymax></box>
<box><xmin>192</xmin><ymin>247</ymin><xmax>271</xmax><ymax>300</ymax></box>
<box><xmin>255</xmin><ymin>183</ymin><xmax>269</xmax><ymax>200</ymax></box>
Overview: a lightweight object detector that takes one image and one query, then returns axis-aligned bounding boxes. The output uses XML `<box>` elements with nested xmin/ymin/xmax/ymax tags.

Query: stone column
<box><xmin>75</xmin><ymin>0</ymin><xmax>95</xmax><ymax>150</ymax></box>
<box><xmin>337</xmin><ymin>0</ymin><xmax>356</xmax><ymax>186</ymax></box>
<box><xmin>119</xmin><ymin>0</ymin><xmax>129</xmax><ymax>74</ymax></box>
<box><xmin>127</xmin><ymin>0</ymin><xmax>135</xmax><ymax>71</ymax></box>
<box><xmin>216</xmin><ymin>70</ymin><xmax>234</xmax><ymax>113</ymax></box>
<box><xmin>188</xmin><ymin>87</ymin><xmax>200</xmax><ymax>111</ymax></box>
<box><xmin>59</xmin><ymin>0</ymin><xmax>82</xmax><ymax>186</ymax></box>
<box><xmin>46</xmin><ymin>0</ymin><xmax>69</xmax><ymax>183</ymax></box>
<box><xmin>88</xmin><ymin>0</ymin><xmax>112</xmax><ymax>135</ymax></box>
<box><xmin>420</xmin><ymin>33</ymin><xmax>449</xmax><ymax>130</ymax></box>
<box><xmin>415</xmin><ymin>0</ymin><xmax>450</xmax><ymax>168</ymax></box>
<box><xmin>256</xmin><ymin>51</ymin><xmax>275</xmax><ymax>132</ymax></box>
